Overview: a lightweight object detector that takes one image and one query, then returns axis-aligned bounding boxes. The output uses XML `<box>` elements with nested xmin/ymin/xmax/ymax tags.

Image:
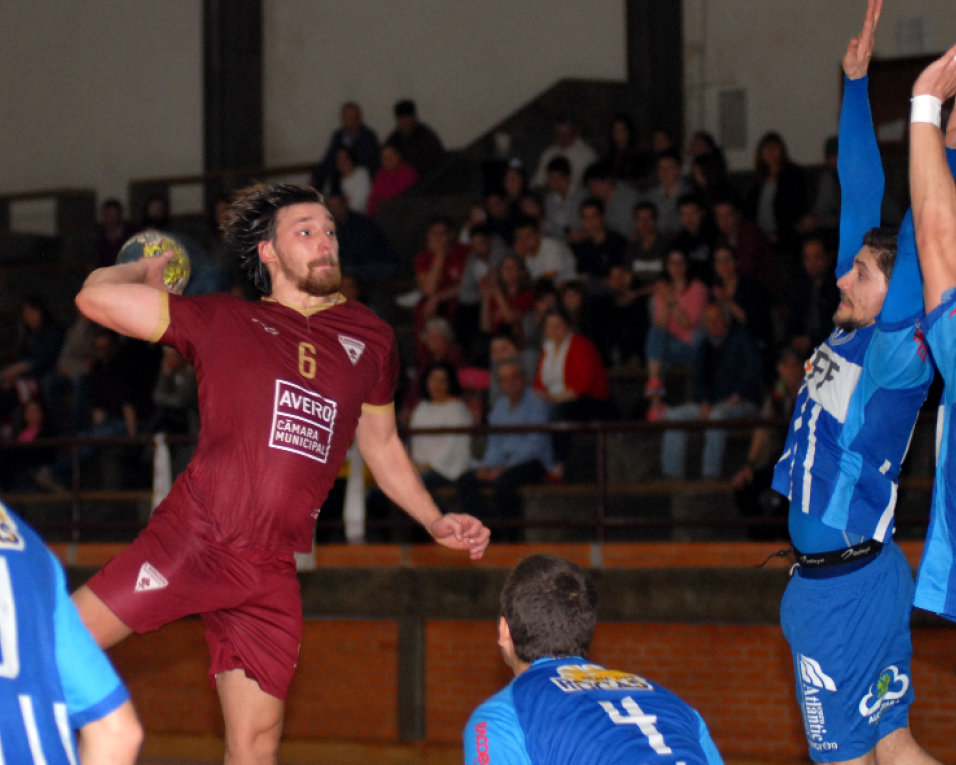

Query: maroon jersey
<box><xmin>151</xmin><ymin>292</ymin><xmax>398</xmax><ymax>553</ymax></box>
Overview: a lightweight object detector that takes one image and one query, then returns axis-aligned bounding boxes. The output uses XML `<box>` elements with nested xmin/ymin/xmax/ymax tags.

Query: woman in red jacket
<box><xmin>534</xmin><ymin>308</ymin><xmax>616</xmax><ymax>480</ymax></box>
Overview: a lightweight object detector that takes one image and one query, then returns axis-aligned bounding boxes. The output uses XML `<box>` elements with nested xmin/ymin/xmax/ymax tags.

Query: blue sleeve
<box><xmin>948</xmin><ymin>147</ymin><xmax>956</xmax><ymax>178</ymax></box>
<box><xmin>464</xmin><ymin>685</ymin><xmax>530</xmax><ymax>765</ymax></box>
<box><xmin>836</xmin><ymin>75</ymin><xmax>884</xmax><ymax>278</ymax></box>
<box><xmin>50</xmin><ymin>551</ymin><xmax>129</xmax><ymax>729</ymax></box>
<box><xmin>924</xmin><ymin>289</ymin><xmax>956</xmax><ymax>388</ymax></box>
<box><xmin>878</xmin><ymin>211</ymin><xmax>924</xmax><ymax>327</ymax></box>
<box><xmin>696</xmin><ymin>711</ymin><xmax>725</xmax><ymax>765</ymax></box>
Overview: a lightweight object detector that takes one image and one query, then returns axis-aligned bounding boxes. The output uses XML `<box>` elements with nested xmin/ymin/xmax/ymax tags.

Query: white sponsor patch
<box><xmin>269</xmin><ymin>380</ymin><xmax>337</xmax><ymax>463</ymax></box>
<box><xmin>135</xmin><ymin>562</ymin><xmax>168</xmax><ymax>592</ymax></box>
<box><xmin>800</xmin><ymin>654</ymin><xmax>838</xmax><ymax>691</ymax></box>
<box><xmin>803</xmin><ymin>345</ymin><xmax>861</xmax><ymax>424</ymax></box>
<box><xmin>338</xmin><ymin>335</ymin><xmax>365</xmax><ymax>365</ymax></box>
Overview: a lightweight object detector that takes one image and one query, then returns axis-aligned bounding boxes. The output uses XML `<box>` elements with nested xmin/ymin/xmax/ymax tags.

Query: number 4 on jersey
<box><xmin>599</xmin><ymin>696</ymin><xmax>673</xmax><ymax>755</ymax></box>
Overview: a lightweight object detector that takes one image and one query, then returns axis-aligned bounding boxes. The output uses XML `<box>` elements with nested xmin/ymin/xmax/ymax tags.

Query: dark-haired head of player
<box><xmin>222</xmin><ymin>183</ymin><xmax>341</xmax><ymax>300</ymax></box>
<box><xmin>833</xmin><ymin>227</ymin><xmax>897</xmax><ymax>332</ymax></box>
<box><xmin>498</xmin><ymin>554</ymin><xmax>598</xmax><ymax>675</ymax></box>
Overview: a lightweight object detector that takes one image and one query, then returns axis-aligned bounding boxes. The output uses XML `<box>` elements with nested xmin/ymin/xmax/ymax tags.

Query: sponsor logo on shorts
<box><xmin>550</xmin><ymin>663</ymin><xmax>653</xmax><ymax>693</ymax></box>
<box><xmin>337</xmin><ymin>335</ymin><xmax>365</xmax><ymax>365</ymax></box>
<box><xmin>859</xmin><ymin>665</ymin><xmax>909</xmax><ymax>724</ymax></box>
<box><xmin>799</xmin><ymin>655</ymin><xmax>837</xmax><ymax>751</ymax></box>
<box><xmin>135</xmin><ymin>562</ymin><xmax>168</xmax><ymax>592</ymax></box>
<box><xmin>269</xmin><ymin>380</ymin><xmax>337</xmax><ymax>463</ymax></box>
<box><xmin>0</xmin><ymin>505</ymin><xmax>24</xmax><ymax>551</ymax></box>
<box><xmin>472</xmin><ymin>721</ymin><xmax>489</xmax><ymax>765</ymax></box>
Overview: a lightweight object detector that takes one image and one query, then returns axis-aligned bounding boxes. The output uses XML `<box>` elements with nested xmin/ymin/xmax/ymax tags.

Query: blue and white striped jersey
<box><xmin>0</xmin><ymin>502</ymin><xmax>129</xmax><ymax>764</ymax></box>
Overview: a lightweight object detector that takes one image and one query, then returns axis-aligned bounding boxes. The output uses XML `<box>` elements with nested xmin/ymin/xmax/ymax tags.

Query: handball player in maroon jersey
<box><xmin>69</xmin><ymin>183</ymin><xmax>491</xmax><ymax>765</ymax></box>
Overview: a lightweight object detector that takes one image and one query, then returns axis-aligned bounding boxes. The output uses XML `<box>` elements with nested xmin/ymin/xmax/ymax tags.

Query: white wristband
<box><xmin>911</xmin><ymin>94</ymin><xmax>943</xmax><ymax>127</ymax></box>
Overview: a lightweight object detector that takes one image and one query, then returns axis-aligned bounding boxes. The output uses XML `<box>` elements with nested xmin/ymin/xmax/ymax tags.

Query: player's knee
<box><xmin>875</xmin><ymin>727</ymin><xmax>941</xmax><ymax>765</ymax></box>
<box><xmin>224</xmin><ymin>718</ymin><xmax>282</xmax><ymax>765</ymax></box>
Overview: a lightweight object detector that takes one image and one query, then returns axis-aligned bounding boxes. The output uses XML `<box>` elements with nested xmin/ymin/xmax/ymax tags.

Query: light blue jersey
<box><xmin>464</xmin><ymin>658</ymin><xmax>723</xmax><ymax>765</ymax></box>
<box><xmin>0</xmin><ymin>502</ymin><xmax>129</xmax><ymax>763</ymax></box>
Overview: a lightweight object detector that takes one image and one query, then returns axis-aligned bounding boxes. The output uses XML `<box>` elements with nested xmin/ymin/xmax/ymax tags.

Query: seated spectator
<box><xmin>95</xmin><ymin>199</ymin><xmax>135</xmax><ymax>269</ymax></box>
<box><xmin>532</xmin><ymin>116</ymin><xmax>598</xmax><ymax>189</ymax></box>
<box><xmin>710</xmin><ymin>245</ymin><xmax>775</xmax><ymax>363</ymax></box>
<box><xmin>660</xmin><ymin>303</ymin><xmax>763</xmax><ymax>479</ymax></box>
<box><xmin>517</xmin><ymin>191</ymin><xmax>545</xmax><ymax>226</ymax></box>
<box><xmin>591</xmin><ymin>266</ymin><xmax>649</xmax><ymax>369</ymax></box>
<box><xmin>386</xmin><ymin>99</ymin><xmax>445</xmax><ymax>177</ymax></box>
<box><xmin>624</xmin><ymin>201</ymin><xmax>669</xmax><ymax>292</ymax></box>
<box><xmin>325</xmin><ymin>146</ymin><xmax>372</xmax><ymax>214</ymax></box>
<box><xmin>691</xmin><ymin>152</ymin><xmax>738</xmax><ymax>210</ymax></box>
<box><xmin>147</xmin><ymin>348</ymin><xmax>198</xmax><ymax>435</ymax></box>
<box><xmin>534</xmin><ymin>308</ymin><xmax>615</xmax><ymax>480</ymax></box>
<box><xmin>402</xmin><ymin>317</ymin><xmax>466</xmax><ymax>422</ymax></box>
<box><xmin>557</xmin><ymin>280</ymin><xmax>601</xmax><ymax>348</ymax></box>
<box><xmin>457</xmin><ymin>223</ymin><xmax>505</xmax><ymax>360</ymax></box>
<box><xmin>570</xmin><ymin>198</ymin><xmax>628</xmax><ymax>285</ymax></box>
<box><xmin>487</xmin><ymin>328</ymin><xmax>540</xmax><ymax>407</ymax></box>
<box><xmin>325</xmin><ymin>191</ymin><xmax>398</xmax><ymax>284</ymax></box>
<box><xmin>311</xmin><ymin>101</ymin><xmax>381</xmax><ymax>190</ymax></box>
<box><xmin>583</xmin><ymin>162</ymin><xmax>640</xmax><ymax>238</ymax></box>
<box><xmin>0</xmin><ymin>296</ymin><xmax>64</xmax><ymax>422</ymax></box>
<box><xmin>481</xmin><ymin>254</ymin><xmax>534</xmax><ymax>339</ymax></box>
<box><xmin>731</xmin><ymin>345</ymin><xmax>805</xmax><ymax>540</ymax></box>
<box><xmin>713</xmin><ymin>197</ymin><xmax>779</xmax><ymax>299</ymax></box>
<box><xmin>542</xmin><ymin>156</ymin><xmax>585</xmax><ymax>240</ymax></box>
<box><xmin>523</xmin><ymin>278</ymin><xmax>559</xmax><ymax>357</ymax></box>
<box><xmin>644</xmin><ymin>249</ymin><xmax>708</xmax><ymax>415</ymax></box>
<box><xmin>503</xmin><ymin>160</ymin><xmax>529</xmax><ymax>215</ymax></box>
<box><xmin>414</xmin><ymin>215</ymin><xmax>471</xmax><ymax>333</ymax></box>
<box><xmin>641</xmin><ymin>150</ymin><xmax>691</xmax><ymax>237</ymax></box>
<box><xmin>479</xmin><ymin>191</ymin><xmax>517</xmax><ymax>245</ymax></box>
<box><xmin>512</xmin><ymin>216</ymin><xmax>577</xmax><ymax>284</ymax></box>
<box><xmin>797</xmin><ymin>136</ymin><xmax>840</xmax><ymax>236</ymax></box>
<box><xmin>41</xmin><ymin>314</ymin><xmax>97</xmax><ymax>435</ymax></box>
<box><xmin>671</xmin><ymin>193</ymin><xmax>717</xmax><ymax>282</ymax></box>
<box><xmin>684</xmin><ymin>130</ymin><xmax>727</xmax><ymax>179</ymax></box>
<box><xmin>600</xmin><ymin>113</ymin><xmax>646</xmax><ymax>183</ymax></box>
<box><xmin>366</xmin><ymin>141</ymin><xmax>418</xmax><ymax>218</ymax></box>
<box><xmin>786</xmin><ymin>236</ymin><xmax>840</xmax><ymax>357</ymax></box>
<box><xmin>744</xmin><ymin>132</ymin><xmax>808</xmax><ymax>258</ymax></box>
<box><xmin>457</xmin><ymin>358</ymin><xmax>551</xmax><ymax>542</ymax></box>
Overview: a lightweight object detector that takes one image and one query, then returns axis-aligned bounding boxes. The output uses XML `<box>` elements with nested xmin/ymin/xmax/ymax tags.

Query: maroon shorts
<box><xmin>86</xmin><ymin>510</ymin><xmax>302</xmax><ymax>700</ymax></box>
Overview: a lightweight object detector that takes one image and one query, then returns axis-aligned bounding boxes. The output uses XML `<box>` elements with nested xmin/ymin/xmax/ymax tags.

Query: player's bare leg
<box><xmin>217</xmin><ymin>668</ymin><xmax>284</xmax><ymax>765</ymax></box>
<box><xmin>72</xmin><ymin>584</ymin><xmax>134</xmax><ymax>648</ymax></box>
<box><xmin>875</xmin><ymin>727</ymin><xmax>943</xmax><ymax>765</ymax></box>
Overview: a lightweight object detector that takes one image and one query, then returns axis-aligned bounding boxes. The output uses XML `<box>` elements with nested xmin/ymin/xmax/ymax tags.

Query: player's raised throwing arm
<box><xmin>911</xmin><ymin>44</ymin><xmax>956</xmax><ymax>313</ymax></box>
<box><xmin>75</xmin><ymin>252</ymin><xmax>175</xmax><ymax>341</ymax></box>
<box><xmin>356</xmin><ymin>408</ymin><xmax>490</xmax><ymax>559</ymax></box>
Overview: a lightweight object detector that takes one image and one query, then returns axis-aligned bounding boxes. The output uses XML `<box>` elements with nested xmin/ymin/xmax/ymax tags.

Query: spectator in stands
<box><xmin>534</xmin><ymin>308</ymin><xmax>615</xmax><ymax>480</ymax></box>
<box><xmin>642</xmin><ymin>150</ymin><xmax>691</xmax><ymax>237</ymax></box>
<box><xmin>386</xmin><ymin>99</ymin><xmax>445</xmax><ymax>177</ymax></box>
<box><xmin>731</xmin><ymin>345</ymin><xmax>804</xmax><ymax>540</ymax></box>
<box><xmin>644</xmin><ymin>249</ymin><xmax>708</xmax><ymax>419</ymax></box>
<box><xmin>503</xmin><ymin>160</ymin><xmax>530</xmax><ymax>214</ymax></box>
<box><xmin>542</xmin><ymin>156</ymin><xmax>585</xmax><ymax>240</ymax></box>
<box><xmin>487</xmin><ymin>328</ymin><xmax>539</xmax><ymax>407</ymax></box>
<box><xmin>414</xmin><ymin>215</ymin><xmax>470</xmax><ymax>332</ymax></box>
<box><xmin>481</xmin><ymin>190</ymin><xmax>517</xmax><ymax>245</ymax></box>
<box><xmin>570</xmin><ymin>198</ymin><xmax>627</xmax><ymax>285</ymax></box>
<box><xmin>660</xmin><ymin>303</ymin><xmax>763</xmax><ymax>479</ymax></box>
<box><xmin>457</xmin><ymin>358</ymin><xmax>551</xmax><ymax>542</ymax></box>
<box><xmin>457</xmin><ymin>223</ymin><xmax>502</xmax><ymax>359</ymax></box>
<box><xmin>366</xmin><ymin>141</ymin><xmax>419</xmax><ymax>218</ymax></box>
<box><xmin>671</xmin><ymin>193</ymin><xmax>717</xmax><ymax>282</ymax></box>
<box><xmin>744</xmin><ymin>132</ymin><xmax>808</xmax><ymax>257</ymax></box>
<box><xmin>713</xmin><ymin>197</ymin><xmax>779</xmax><ymax>299</ymax></box>
<box><xmin>651</xmin><ymin>128</ymin><xmax>679</xmax><ymax>156</ymax></box>
<box><xmin>684</xmin><ymin>130</ymin><xmax>727</xmax><ymax>180</ymax></box>
<box><xmin>583</xmin><ymin>162</ymin><xmax>640</xmax><ymax>238</ymax></box>
<box><xmin>95</xmin><ymin>199</ymin><xmax>135</xmax><ymax>269</ymax></box>
<box><xmin>797</xmin><ymin>135</ymin><xmax>840</xmax><ymax>236</ymax></box>
<box><xmin>139</xmin><ymin>194</ymin><xmax>171</xmax><ymax>231</ymax></box>
<box><xmin>205</xmin><ymin>195</ymin><xmax>248</xmax><ymax>297</ymax></box>
<box><xmin>691</xmin><ymin>153</ymin><xmax>738</xmax><ymax>210</ymax></box>
<box><xmin>325</xmin><ymin>190</ymin><xmax>398</xmax><ymax>284</ymax></box>
<box><xmin>0</xmin><ymin>399</ymin><xmax>54</xmax><ymax>491</ymax></box>
<box><xmin>512</xmin><ymin>216</ymin><xmax>577</xmax><ymax>285</ymax></box>
<box><xmin>532</xmin><ymin>117</ymin><xmax>598</xmax><ymax>190</ymax></box>
<box><xmin>710</xmin><ymin>245</ymin><xmax>775</xmax><ymax>367</ymax></box>
<box><xmin>42</xmin><ymin>314</ymin><xmax>96</xmax><ymax>435</ymax></box>
<box><xmin>558</xmin><ymin>280</ymin><xmax>599</xmax><ymax>342</ymax></box>
<box><xmin>481</xmin><ymin>254</ymin><xmax>534</xmax><ymax>339</ymax></box>
<box><xmin>147</xmin><ymin>347</ymin><xmax>198</xmax><ymax>436</ymax></box>
<box><xmin>523</xmin><ymin>278</ymin><xmax>559</xmax><ymax>357</ymax></box>
<box><xmin>324</xmin><ymin>147</ymin><xmax>372</xmax><ymax>215</ymax></box>
<box><xmin>786</xmin><ymin>236</ymin><xmax>840</xmax><ymax>357</ymax></box>
<box><xmin>600</xmin><ymin>113</ymin><xmax>645</xmax><ymax>183</ymax></box>
<box><xmin>0</xmin><ymin>296</ymin><xmax>64</xmax><ymax>421</ymax></box>
<box><xmin>311</xmin><ymin>101</ymin><xmax>381</xmax><ymax>190</ymax></box>
<box><xmin>624</xmin><ymin>201</ymin><xmax>669</xmax><ymax>292</ymax></box>
<box><xmin>412</xmin><ymin>316</ymin><xmax>466</xmax><ymax>397</ymax></box>
<box><xmin>593</xmin><ymin>265</ymin><xmax>649</xmax><ymax>369</ymax></box>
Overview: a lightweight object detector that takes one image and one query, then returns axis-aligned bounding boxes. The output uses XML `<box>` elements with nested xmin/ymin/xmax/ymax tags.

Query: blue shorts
<box><xmin>781</xmin><ymin>542</ymin><xmax>914</xmax><ymax>762</ymax></box>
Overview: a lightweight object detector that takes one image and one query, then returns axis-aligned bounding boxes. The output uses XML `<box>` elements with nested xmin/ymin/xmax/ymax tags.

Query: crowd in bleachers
<box><xmin>0</xmin><ymin>94</ymin><xmax>906</xmax><ymax>540</ymax></box>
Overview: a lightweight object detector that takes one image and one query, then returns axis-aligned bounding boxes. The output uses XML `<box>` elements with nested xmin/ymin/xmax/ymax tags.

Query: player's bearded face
<box><xmin>276</xmin><ymin>246</ymin><xmax>342</xmax><ymax>297</ymax></box>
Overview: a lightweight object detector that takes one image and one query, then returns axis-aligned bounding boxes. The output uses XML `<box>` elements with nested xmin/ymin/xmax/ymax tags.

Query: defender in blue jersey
<box><xmin>0</xmin><ymin>502</ymin><xmax>141</xmax><ymax>764</ymax></box>
<box><xmin>772</xmin><ymin>4</ymin><xmax>941</xmax><ymax>764</ymax></box>
<box><xmin>464</xmin><ymin>555</ymin><xmax>723</xmax><ymax>765</ymax></box>
<box><xmin>909</xmin><ymin>48</ymin><xmax>956</xmax><ymax>622</ymax></box>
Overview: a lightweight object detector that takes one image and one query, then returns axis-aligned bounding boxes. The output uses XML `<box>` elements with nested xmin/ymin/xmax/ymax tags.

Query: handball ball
<box><xmin>117</xmin><ymin>231</ymin><xmax>191</xmax><ymax>294</ymax></box>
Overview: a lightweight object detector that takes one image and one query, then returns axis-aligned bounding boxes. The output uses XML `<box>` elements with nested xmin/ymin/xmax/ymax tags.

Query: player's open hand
<box><xmin>430</xmin><ymin>513</ymin><xmax>491</xmax><ymax>560</ymax></box>
<box><xmin>141</xmin><ymin>250</ymin><xmax>177</xmax><ymax>292</ymax></box>
<box><xmin>843</xmin><ymin>0</ymin><xmax>881</xmax><ymax>80</ymax></box>
<box><xmin>913</xmin><ymin>42</ymin><xmax>956</xmax><ymax>100</ymax></box>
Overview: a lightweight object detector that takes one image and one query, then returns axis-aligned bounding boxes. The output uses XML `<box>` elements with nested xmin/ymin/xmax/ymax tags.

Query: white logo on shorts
<box><xmin>800</xmin><ymin>655</ymin><xmax>838</xmax><ymax>691</ymax></box>
<box><xmin>338</xmin><ymin>335</ymin><xmax>365</xmax><ymax>365</ymax></box>
<box><xmin>135</xmin><ymin>562</ymin><xmax>168</xmax><ymax>592</ymax></box>
<box><xmin>859</xmin><ymin>665</ymin><xmax>909</xmax><ymax>721</ymax></box>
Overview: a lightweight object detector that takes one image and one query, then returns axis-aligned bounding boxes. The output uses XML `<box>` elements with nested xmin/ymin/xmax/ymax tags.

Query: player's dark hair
<box><xmin>863</xmin><ymin>227</ymin><xmax>898</xmax><ymax>281</ymax></box>
<box><xmin>222</xmin><ymin>183</ymin><xmax>325</xmax><ymax>295</ymax></box>
<box><xmin>500</xmin><ymin>554</ymin><xmax>598</xmax><ymax>663</ymax></box>
<box><xmin>420</xmin><ymin>360</ymin><xmax>462</xmax><ymax>401</ymax></box>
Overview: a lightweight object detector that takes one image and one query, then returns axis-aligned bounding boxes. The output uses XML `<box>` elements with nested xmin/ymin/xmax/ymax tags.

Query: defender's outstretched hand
<box><xmin>913</xmin><ymin>42</ymin><xmax>956</xmax><ymax>101</ymax></box>
<box><xmin>430</xmin><ymin>513</ymin><xmax>491</xmax><ymax>559</ymax></box>
<box><xmin>843</xmin><ymin>0</ymin><xmax>881</xmax><ymax>80</ymax></box>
